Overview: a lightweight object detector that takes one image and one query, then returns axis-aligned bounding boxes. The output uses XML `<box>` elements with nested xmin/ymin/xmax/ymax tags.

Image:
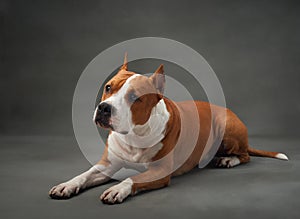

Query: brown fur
<box><xmin>98</xmin><ymin>63</ymin><xmax>287</xmax><ymax>197</ymax></box>
<box><xmin>128</xmin><ymin>76</ymin><xmax>161</xmax><ymax>125</ymax></box>
<box><xmin>101</xmin><ymin>70</ymin><xmax>135</xmax><ymax>101</ymax></box>
<box><xmin>49</xmin><ymin>58</ymin><xmax>287</xmax><ymax>204</ymax></box>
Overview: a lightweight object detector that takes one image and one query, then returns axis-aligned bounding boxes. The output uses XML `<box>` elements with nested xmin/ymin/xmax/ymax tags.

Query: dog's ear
<box><xmin>120</xmin><ymin>52</ymin><xmax>128</xmax><ymax>71</ymax></box>
<box><xmin>150</xmin><ymin>64</ymin><xmax>165</xmax><ymax>94</ymax></box>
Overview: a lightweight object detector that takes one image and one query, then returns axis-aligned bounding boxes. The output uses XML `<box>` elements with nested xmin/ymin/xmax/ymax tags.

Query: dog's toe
<box><xmin>100</xmin><ymin>180</ymin><xmax>132</xmax><ymax>204</ymax></box>
<box><xmin>215</xmin><ymin>156</ymin><xmax>241</xmax><ymax>168</ymax></box>
<box><xmin>100</xmin><ymin>188</ymin><xmax>123</xmax><ymax>204</ymax></box>
<box><xmin>49</xmin><ymin>183</ymin><xmax>79</xmax><ymax>199</ymax></box>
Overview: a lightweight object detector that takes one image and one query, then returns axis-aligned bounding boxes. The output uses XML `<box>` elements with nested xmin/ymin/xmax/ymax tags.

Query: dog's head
<box><xmin>93</xmin><ymin>54</ymin><xmax>165</xmax><ymax>134</ymax></box>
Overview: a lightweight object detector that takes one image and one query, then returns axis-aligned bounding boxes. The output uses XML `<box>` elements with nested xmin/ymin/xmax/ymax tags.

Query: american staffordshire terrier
<box><xmin>49</xmin><ymin>55</ymin><xmax>288</xmax><ymax>204</ymax></box>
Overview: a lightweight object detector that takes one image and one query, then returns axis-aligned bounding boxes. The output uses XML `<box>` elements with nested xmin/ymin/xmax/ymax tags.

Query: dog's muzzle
<box><xmin>95</xmin><ymin>102</ymin><xmax>113</xmax><ymax>128</ymax></box>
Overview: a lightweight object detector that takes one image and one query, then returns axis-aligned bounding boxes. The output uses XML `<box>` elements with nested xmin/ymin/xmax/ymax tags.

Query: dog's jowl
<box><xmin>49</xmin><ymin>54</ymin><xmax>288</xmax><ymax>204</ymax></box>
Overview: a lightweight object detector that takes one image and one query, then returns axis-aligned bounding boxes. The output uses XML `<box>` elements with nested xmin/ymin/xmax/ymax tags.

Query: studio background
<box><xmin>1</xmin><ymin>1</ymin><xmax>299</xmax><ymax>219</ymax></box>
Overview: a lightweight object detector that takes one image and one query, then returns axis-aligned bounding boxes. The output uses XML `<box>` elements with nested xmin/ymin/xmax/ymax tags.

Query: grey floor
<box><xmin>0</xmin><ymin>135</ymin><xmax>299</xmax><ymax>219</ymax></box>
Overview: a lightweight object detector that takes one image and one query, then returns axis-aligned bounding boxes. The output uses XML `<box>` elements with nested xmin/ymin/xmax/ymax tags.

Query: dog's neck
<box><xmin>113</xmin><ymin>98</ymin><xmax>170</xmax><ymax>148</ymax></box>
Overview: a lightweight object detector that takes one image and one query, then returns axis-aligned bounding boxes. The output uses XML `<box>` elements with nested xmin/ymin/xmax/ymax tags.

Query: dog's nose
<box><xmin>98</xmin><ymin>102</ymin><xmax>112</xmax><ymax>117</ymax></box>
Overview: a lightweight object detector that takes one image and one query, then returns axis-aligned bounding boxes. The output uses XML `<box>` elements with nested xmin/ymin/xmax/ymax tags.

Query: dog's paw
<box><xmin>100</xmin><ymin>178</ymin><xmax>133</xmax><ymax>204</ymax></box>
<box><xmin>49</xmin><ymin>182</ymin><xmax>80</xmax><ymax>199</ymax></box>
<box><xmin>215</xmin><ymin>156</ymin><xmax>240</xmax><ymax>168</ymax></box>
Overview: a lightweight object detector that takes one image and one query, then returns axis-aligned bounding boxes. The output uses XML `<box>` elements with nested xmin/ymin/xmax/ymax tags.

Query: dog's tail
<box><xmin>248</xmin><ymin>146</ymin><xmax>288</xmax><ymax>160</ymax></box>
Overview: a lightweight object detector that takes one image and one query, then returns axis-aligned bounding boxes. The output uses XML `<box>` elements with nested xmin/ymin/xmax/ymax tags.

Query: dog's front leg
<box><xmin>100</xmin><ymin>160</ymin><xmax>172</xmax><ymax>204</ymax></box>
<box><xmin>49</xmin><ymin>162</ymin><xmax>120</xmax><ymax>199</ymax></box>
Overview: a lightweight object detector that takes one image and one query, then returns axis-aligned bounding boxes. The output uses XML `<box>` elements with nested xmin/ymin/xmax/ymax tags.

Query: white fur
<box><xmin>217</xmin><ymin>156</ymin><xmax>241</xmax><ymax>168</ymax></box>
<box><xmin>275</xmin><ymin>153</ymin><xmax>289</xmax><ymax>160</ymax></box>
<box><xmin>101</xmin><ymin>74</ymin><xmax>139</xmax><ymax>133</ymax></box>
<box><xmin>100</xmin><ymin>74</ymin><xmax>170</xmax><ymax>168</ymax></box>
<box><xmin>108</xmin><ymin>134</ymin><xmax>163</xmax><ymax>164</ymax></box>
<box><xmin>93</xmin><ymin>106</ymin><xmax>98</xmax><ymax>122</ymax></box>
<box><xmin>49</xmin><ymin>164</ymin><xmax>119</xmax><ymax>198</ymax></box>
<box><xmin>100</xmin><ymin>178</ymin><xmax>133</xmax><ymax>204</ymax></box>
<box><xmin>52</xmin><ymin>74</ymin><xmax>170</xmax><ymax>201</ymax></box>
<box><xmin>106</xmin><ymin>98</ymin><xmax>169</xmax><ymax>171</ymax></box>
<box><xmin>115</xmin><ymin>98</ymin><xmax>170</xmax><ymax>148</ymax></box>
<box><xmin>94</xmin><ymin>74</ymin><xmax>170</xmax><ymax>138</ymax></box>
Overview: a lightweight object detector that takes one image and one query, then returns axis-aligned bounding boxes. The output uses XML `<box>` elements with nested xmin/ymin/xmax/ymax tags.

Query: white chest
<box><xmin>107</xmin><ymin>132</ymin><xmax>164</xmax><ymax>164</ymax></box>
<box><xmin>106</xmin><ymin>98</ymin><xmax>170</xmax><ymax>169</ymax></box>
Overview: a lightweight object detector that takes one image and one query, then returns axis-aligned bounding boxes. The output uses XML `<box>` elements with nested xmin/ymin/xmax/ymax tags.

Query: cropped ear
<box><xmin>150</xmin><ymin>64</ymin><xmax>165</xmax><ymax>94</ymax></box>
<box><xmin>120</xmin><ymin>52</ymin><xmax>128</xmax><ymax>70</ymax></box>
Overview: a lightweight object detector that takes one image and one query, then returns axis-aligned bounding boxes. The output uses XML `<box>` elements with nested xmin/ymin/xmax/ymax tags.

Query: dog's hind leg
<box><xmin>214</xmin><ymin>138</ymin><xmax>250</xmax><ymax>168</ymax></box>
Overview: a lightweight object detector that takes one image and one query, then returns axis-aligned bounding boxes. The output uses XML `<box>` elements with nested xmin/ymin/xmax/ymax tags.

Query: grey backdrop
<box><xmin>1</xmin><ymin>0</ymin><xmax>300</xmax><ymax>137</ymax></box>
<box><xmin>1</xmin><ymin>1</ymin><xmax>300</xmax><ymax>219</ymax></box>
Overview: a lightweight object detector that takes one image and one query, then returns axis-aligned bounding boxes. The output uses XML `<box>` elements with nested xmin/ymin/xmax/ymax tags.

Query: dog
<box><xmin>49</xmin><ymin>54</ymin><xmax>288</xmax><ymax>204</ymax></box>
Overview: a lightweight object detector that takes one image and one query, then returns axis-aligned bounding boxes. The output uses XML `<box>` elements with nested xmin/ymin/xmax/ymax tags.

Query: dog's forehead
<box><xmin>108</xmin><ymin>70</ymin><xmax>135</xmax><ymax>92</ymax></box>
<box><xmin>101</xmin><ymin>70</ymin><xmax>135</xmax><ymax>101</ymax></box>
<box><xmin>103</xmin><ymin>72</ymin><xmax>155</xmax><ymax>101</ymax></box>
<box><xmin>128</xmin><ymin>75</ymin><xmax>155</xmax><ymax>94</ymax></box>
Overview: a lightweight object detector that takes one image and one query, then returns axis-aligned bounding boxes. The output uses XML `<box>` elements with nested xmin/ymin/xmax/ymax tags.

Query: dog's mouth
<box><xmin>95</xmin><ymin>117</ymin><xmax>129</xmax><ymax>135</ymax></box>
<box><xmin>95</xmin><ymin>118</ymin><xmax>113</xmax><ymax>130</ymax></box>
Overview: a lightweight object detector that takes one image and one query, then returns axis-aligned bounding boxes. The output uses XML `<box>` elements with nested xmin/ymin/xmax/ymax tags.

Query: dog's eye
<box><xmin>105</xmin><ymin>85</ymin><xmax>111</xmax><ymax>93</ymax></box>
<box><xmin>129</xmin><ymin>92</ymin><xmax>140</xmax><ymax>103</ymax></box>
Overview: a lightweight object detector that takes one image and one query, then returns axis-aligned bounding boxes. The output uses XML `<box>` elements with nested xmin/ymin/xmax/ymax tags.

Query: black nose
<box><xmin>98</xmin><ymin>102</ymin><xmax>112</xmax><ymax>117</ymax></box>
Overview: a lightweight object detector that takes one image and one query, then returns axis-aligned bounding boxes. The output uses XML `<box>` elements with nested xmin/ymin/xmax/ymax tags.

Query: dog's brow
<box><xmin>106</xmin><ymin>79</ymin><xmax>127</xmax><ymax>95</ymax></box>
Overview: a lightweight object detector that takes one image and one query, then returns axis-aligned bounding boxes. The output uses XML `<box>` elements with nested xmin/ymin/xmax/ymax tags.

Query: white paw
<box><xmin>100</xmin><ymin>178</ymin><xmax>133</xmax><ymax>204</ymax></box>
<box><xmin>215</xmin><ymin>156</ymin><xmax>240</xmax><ymax>168</ymax></box>
<box><xmin>49</xmin><ymin>182</ymin><xmax>80</xmax><ymax>199</ymax></box>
